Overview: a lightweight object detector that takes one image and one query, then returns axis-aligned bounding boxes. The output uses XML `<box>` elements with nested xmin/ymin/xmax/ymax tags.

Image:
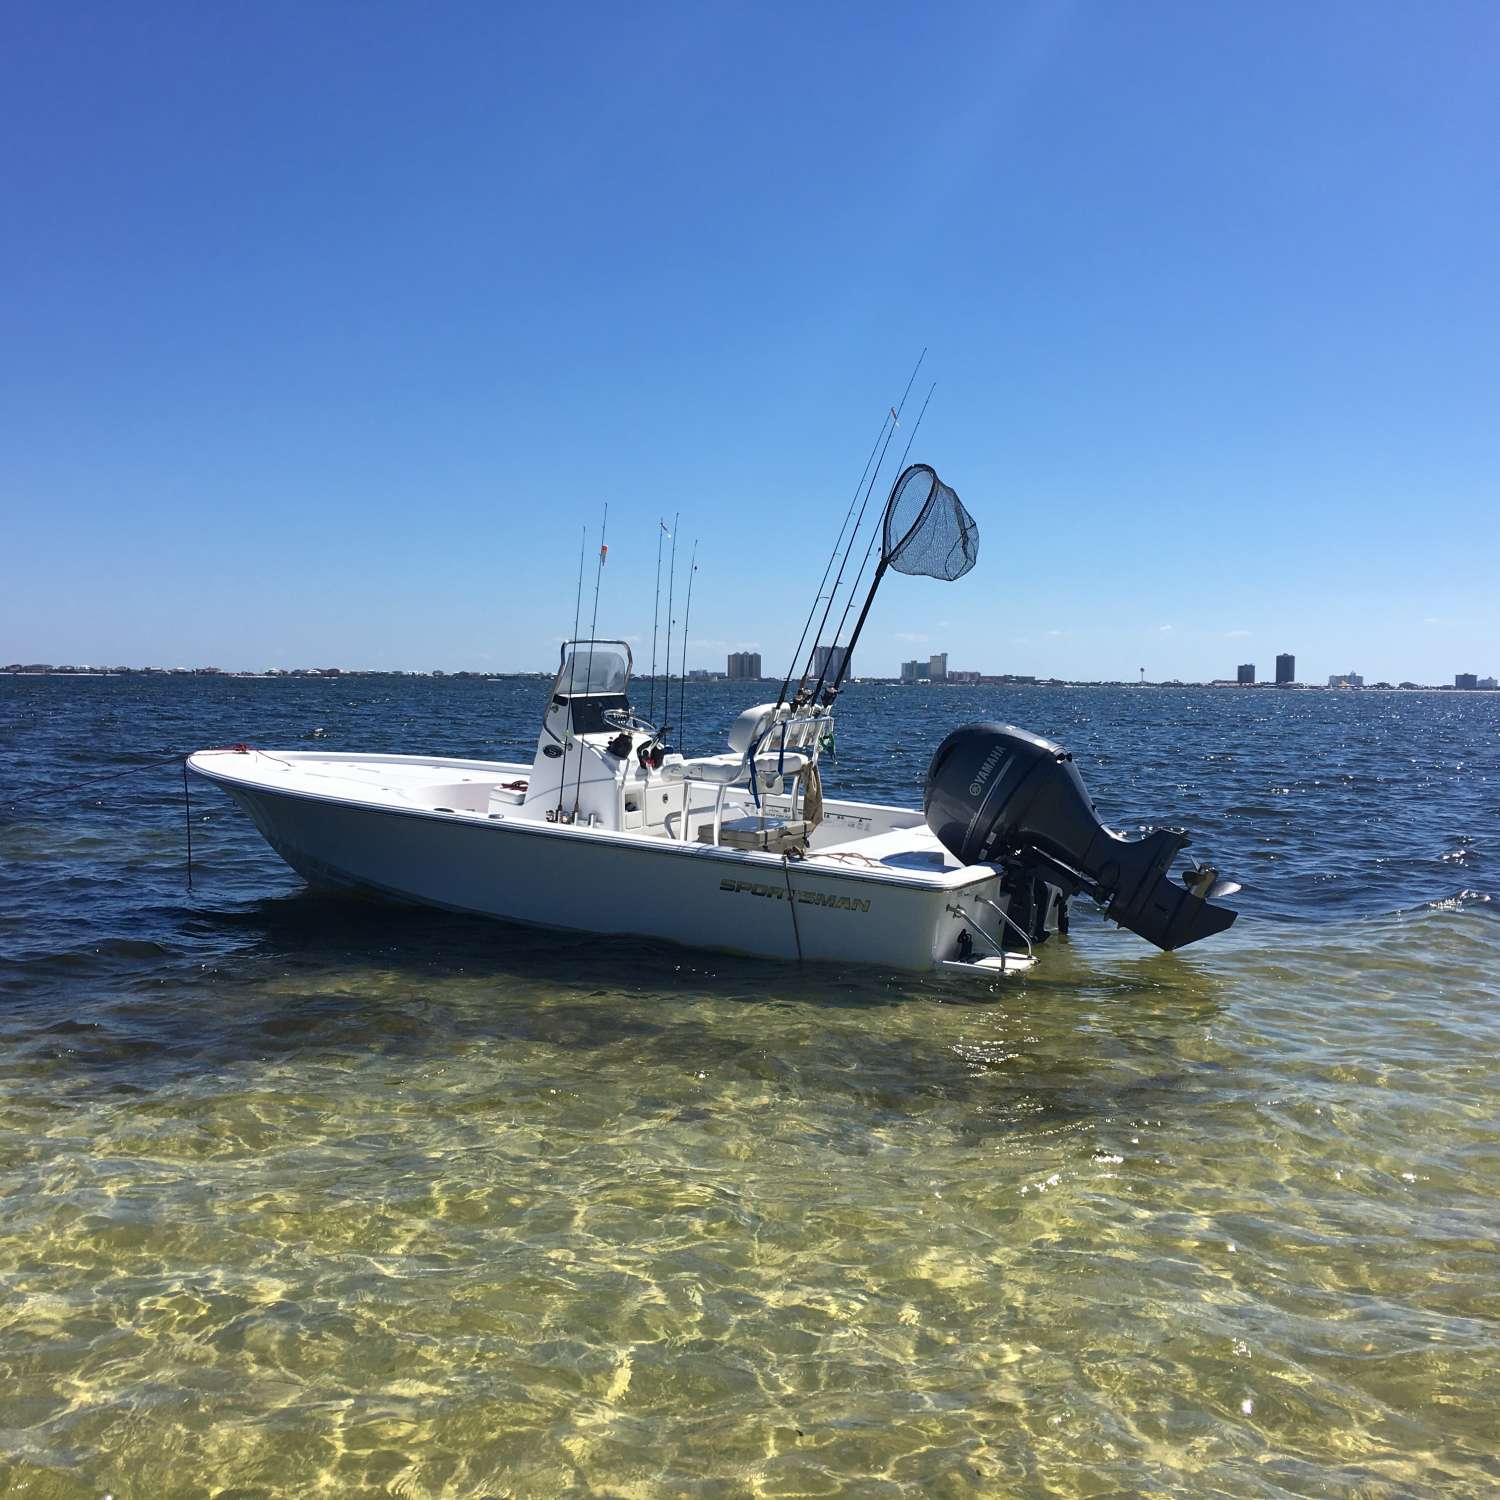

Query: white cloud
<box><xmin>893</xmin><ymin>631</ymin><xmax>930</xmax><ymax>643</ymax></box>
<box><xmin>1158</xmin><ymin>624</ymin><xmax>1174</xmax><ymax>633</ymax></box>
<box><xmin>1225</xmin><ymin>629</ymin><xmax>1251</xmax><ymax>639</ymax></box>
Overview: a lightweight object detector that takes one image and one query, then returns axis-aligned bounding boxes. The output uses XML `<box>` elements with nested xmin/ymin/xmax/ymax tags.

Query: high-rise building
<box><xmin>900</xmin><ymin>659</ymin><xmax>923</xmax><ymax>683</ymax></box>
<box><xmin>1455</xmin><ymin>672</ymin><xmax>1479</xmax><ymax>690</ymax></box>
<box><xmin>928</xmin><ymin>652</ymin><xmax>948</xmax><ymax>682</ymax></box>
<box><xmin>1236</xmin><ymin>663</ymin><xmax>1255</xmax><ymax>685</ymax></box>
<box><xmin>810</xmin><ymin>644</ymin><xmax>852</xmax><ymax>683</ymax></box>
<box><xmin>726</xmin><ymin>651</ymin><xmax>762</xmax><ymax>681</ymax></box>
<box><xmin>1328</xmin><ymin>672</ymin><xmax>1364</xmax><ymax>688</ymax></box>
<box><xmin>1275</xmin><ymin>653</ymin><xmax>1295</xmax><ymax>685</ymax></box>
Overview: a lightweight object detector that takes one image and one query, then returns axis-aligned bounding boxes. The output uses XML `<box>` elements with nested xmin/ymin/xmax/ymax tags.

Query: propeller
<box><xmin>1182</xmin><ymin>863</ymin><xmax>1242</xmax><ymax>902</ymax></box>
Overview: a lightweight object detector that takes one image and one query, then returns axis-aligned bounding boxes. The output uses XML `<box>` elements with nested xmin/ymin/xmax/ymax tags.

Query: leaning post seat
<box><xmin>658</xmin><ymin>702</ymin><xmax>821</xmax><ymax>842</ymax></box>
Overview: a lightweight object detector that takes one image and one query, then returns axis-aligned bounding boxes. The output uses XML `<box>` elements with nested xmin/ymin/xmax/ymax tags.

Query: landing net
<box><xmin>882</xmin><ymin>464</ymin><xmax>979</xmax><ymax>581</ymax></box>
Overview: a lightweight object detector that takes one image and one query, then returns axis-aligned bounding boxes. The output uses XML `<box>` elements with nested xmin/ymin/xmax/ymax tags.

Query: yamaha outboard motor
<box><xmin>924</xmin><ymin>723</ymin><xmax>1238</xmax><ymax>951</ymax></box>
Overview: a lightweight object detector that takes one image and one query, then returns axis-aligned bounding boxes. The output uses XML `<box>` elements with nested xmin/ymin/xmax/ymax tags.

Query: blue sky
<box><xmin>3</xmin><ymin>2</ymin><xmax>1496</xmax><ymax>683</ymax></box>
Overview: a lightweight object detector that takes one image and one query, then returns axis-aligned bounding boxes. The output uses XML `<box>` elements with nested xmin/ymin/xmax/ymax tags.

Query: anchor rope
<box><xmin>1</xmin><ymin>753</ymin><xmax>190</xmax><ymax>814</ymax></box>
<box><xmin>2</xmin><ymin>751</ymin><xmax>211</xmax><ymax>890</ymax></box>
<box><xmin>2</xmin><ymin>743</ymin><xmax>271</xmax><ymax>888</ymax></box>
<box><xmin>780</xmin><ymin>853</ymin><xmax>804</xmax><ymax>964</ymax></box>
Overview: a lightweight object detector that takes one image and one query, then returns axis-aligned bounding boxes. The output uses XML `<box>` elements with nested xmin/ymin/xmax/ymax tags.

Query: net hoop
<box><xmin>882</xmin><ymin>464</ymin><xmax>979</xmax><ymax>582</ymax></box>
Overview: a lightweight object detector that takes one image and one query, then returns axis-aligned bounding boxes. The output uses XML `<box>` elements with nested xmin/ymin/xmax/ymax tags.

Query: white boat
<box><xmin>192</xmin><ymin>644</ymin><xmax>1044</xmax><ymax>975</ymax></box>
<box><xmin>190</xmin><ymin>464</ymin><xmax>1238</xmax><ymax>975</ymax></box>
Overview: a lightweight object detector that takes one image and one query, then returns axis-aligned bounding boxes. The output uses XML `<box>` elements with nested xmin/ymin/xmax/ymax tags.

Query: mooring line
<box><xmin>181</xmin><ymin>759</ymin><xmax>193</xmax><ymax>890</ymax></box>
<box><xmin>4</xmin><ymin>752</ymin><xmax>203</xmax><ymax>891</ymax></box>
<box><xmin>1</xmin><ymin>753</ymin><xmax>188</xmax><ymax>815</ymax></box>
<box><xmin>781</xmin><ymin>853</ymin><xmax>804</xmax><ymax>963</ymax></box>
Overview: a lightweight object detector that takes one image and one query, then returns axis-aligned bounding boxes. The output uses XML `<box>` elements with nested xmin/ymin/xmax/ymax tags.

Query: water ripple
<box><xmin>2</xmin><ymin>676</ymin><xmax>1498</xmax><ymax>1495</ymax></box>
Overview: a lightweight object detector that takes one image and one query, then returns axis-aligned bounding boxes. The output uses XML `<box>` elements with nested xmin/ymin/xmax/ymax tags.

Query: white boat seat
<box><xmin>750</xmin><ymin>749</ymin><xmax>809</xmax><ymax>780</ymax></box>
<box><xmin>660</xmin><ymin>750</ymin><xmax>808</xmax><ymax>786</ymax></box>
<box><xmin>656</xmin><ymin>701</ymin><xmax>825</xmax><ymax>843</ymax></box>
<box><xmin>658</xmin><ymin>701</ymin><xmax>814</xmax><ymax>788</ymax></box>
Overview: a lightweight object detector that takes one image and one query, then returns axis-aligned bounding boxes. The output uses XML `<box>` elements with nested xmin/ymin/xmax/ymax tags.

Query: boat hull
<box><xmin>203</xmin><ymin>771</ymin><xmax>998</xmax><ymax>971</ymax></box>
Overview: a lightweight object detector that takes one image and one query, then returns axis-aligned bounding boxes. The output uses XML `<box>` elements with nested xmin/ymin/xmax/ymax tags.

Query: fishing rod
<box><xmin>819</xmin><ymin>381</ymin><xmax>955</xmax><ymax>705</ymax></box>
<box><xmin>796</xmin><ymin>410</ymin><xmax>902</xmax><ymax>698</ymax></box>
<box><xmin>556</xmin><ymin>524</ymin><xmax>587</xmax><ymax>818</ymax></box>
<box><xmin>814</xmin><ymin>381</ymin><xmax>936</xmax><ymax>704</ymax></box>
<box><xmin>776</xmin><ymin>352</ymin><xmax>927</xmax><ymax>710</ymax></box>
<box><xmin>648</xmin><ymin>519</ymin><xmax>666</xmax><ymax>723</ymax></box>
<box><xmin>791</xmin><ymin>349</ymin><xmax>926</xmax><ymax>706</ymax></box>
<box><xmin>568</xmin><ymin>504</ymin><xmax>608</xmax><ymax>816</ymax></box>
<box><xmin>893</xmin><ymin>381</ymin><xmax>935</xmax><ymax>477</ymax></box>
<box><xmin>774</xmin><ymin>409</ymin><xmax>893</xmax><ymax>711</ymax></box>
<box><xmin>660</xmin><ymin>512</ymin><xmax>679</xmax><ymax>741</ymax></box>
<box><xmin>587</xmin><ymin>503</ymin><xmax>608</xmax><ymax>657</ymax></box>
<box><xmin>677</xmin><ymin>539</ymin><xmax>698</xmax><ymax>757</ymax></box>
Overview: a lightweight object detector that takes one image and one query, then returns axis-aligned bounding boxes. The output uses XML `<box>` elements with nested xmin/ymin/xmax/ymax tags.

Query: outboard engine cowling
<box><xmin>924</xmin><ymin>723</ymin><xmax>1237</xmax><ymax>951</ymax></box>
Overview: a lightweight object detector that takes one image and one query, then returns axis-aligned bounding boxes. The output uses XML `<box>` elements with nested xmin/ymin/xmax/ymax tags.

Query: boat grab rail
<box><xmin>976</xmin><ymin>893</ymin><xmax>1035</xmax><ymax>963</ymax></box>
<box><xmin>946</xmin><ymin>894</ymin><xmax>1034</xmax><ymax>968</ymax></box>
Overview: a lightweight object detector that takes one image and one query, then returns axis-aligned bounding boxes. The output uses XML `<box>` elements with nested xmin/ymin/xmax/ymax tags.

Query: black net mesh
<box><xmin>882</xmin><ymin>464</ymin><xmax>979</xmax><ymax>581</ymax></box>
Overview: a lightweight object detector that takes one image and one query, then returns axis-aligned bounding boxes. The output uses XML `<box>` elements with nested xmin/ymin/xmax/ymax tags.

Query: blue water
<box><xmin>2</xmin><ymin>676</ymin><xmax>1497</xmax><ymax>1496</ymax></box>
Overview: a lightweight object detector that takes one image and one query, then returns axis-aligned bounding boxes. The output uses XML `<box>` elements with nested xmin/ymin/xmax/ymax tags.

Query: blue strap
<box><xmin>747</xmin><ymin>725</ymin><xmax>766</xmax><ymax>810</ymax></box>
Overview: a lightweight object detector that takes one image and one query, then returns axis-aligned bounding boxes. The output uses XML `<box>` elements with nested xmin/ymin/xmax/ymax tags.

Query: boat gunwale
<box><xmin>186</xmin><ymin>751</ymin><xmax>999</xmax><ymax>895</ymax></box>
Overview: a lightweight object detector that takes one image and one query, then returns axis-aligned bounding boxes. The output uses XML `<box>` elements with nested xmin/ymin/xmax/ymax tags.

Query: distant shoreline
<box><xmin>2</xmin><ymin>669</ymin><xmax>1492</xmax><ymax>692</ymax></box>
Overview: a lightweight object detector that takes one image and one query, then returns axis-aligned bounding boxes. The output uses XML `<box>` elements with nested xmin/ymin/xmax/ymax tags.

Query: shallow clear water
<box><xmin>2</xmin><ymin>677</ymin><xmax>1497</xmax><ymax>1497</ymax></box>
